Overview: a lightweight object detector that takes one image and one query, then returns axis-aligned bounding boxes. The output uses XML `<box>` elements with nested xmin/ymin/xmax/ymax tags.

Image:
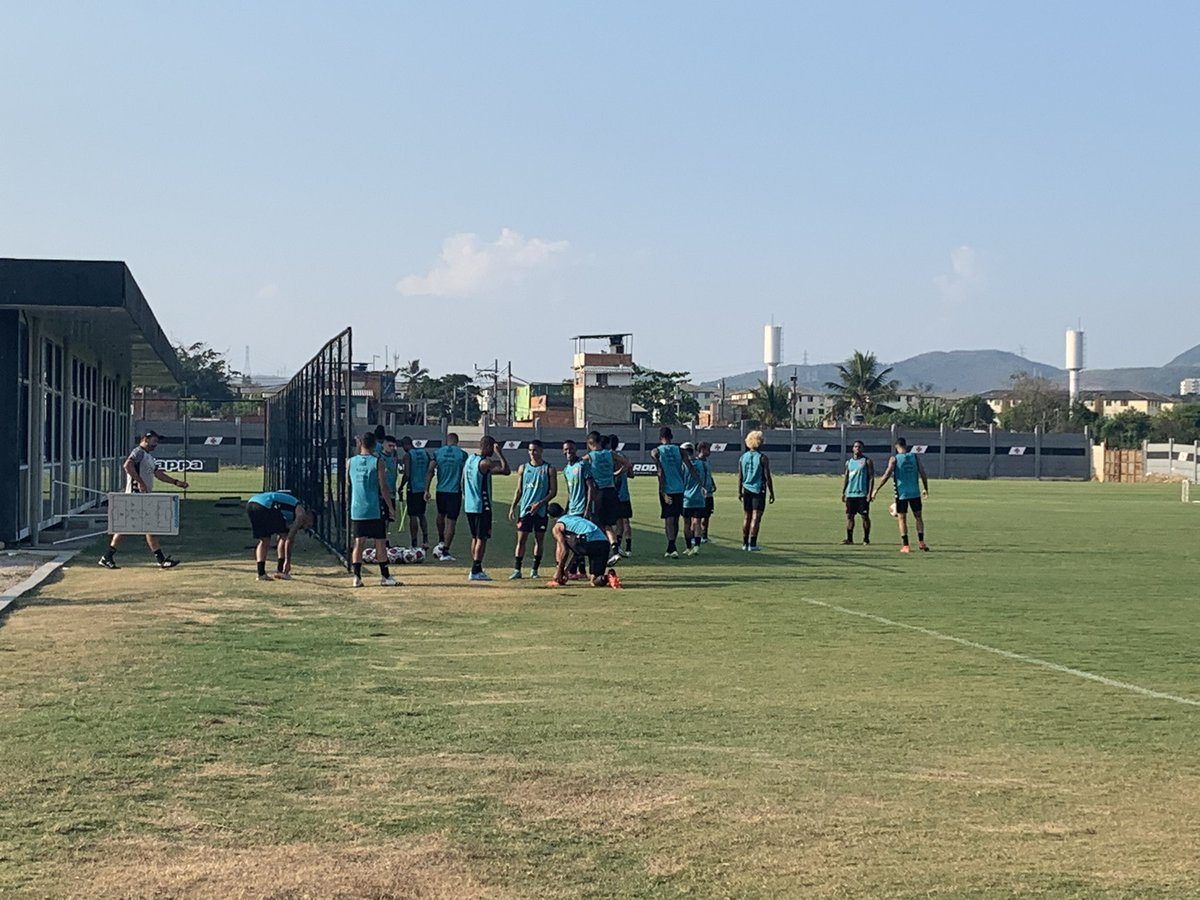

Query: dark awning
<box><xmin>0</xmin><ymin>258</ymin><xmax>181</xmax><ymax>387</ymax></box>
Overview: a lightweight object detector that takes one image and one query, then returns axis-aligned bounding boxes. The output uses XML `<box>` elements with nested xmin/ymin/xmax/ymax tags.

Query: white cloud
<box><xmin>396</xmin><ymin>228</ymin><xmax>569</xmax><ymax>298</ymax></box>
<box><xmin>934</xmin><ymin>245</ymin><xmax>980</xmax><ymax>303</ymax></box>
<box><xmin>256</xmin><ymin>283</ymin><xmax>279</xmax><ymax>300</ymax></box>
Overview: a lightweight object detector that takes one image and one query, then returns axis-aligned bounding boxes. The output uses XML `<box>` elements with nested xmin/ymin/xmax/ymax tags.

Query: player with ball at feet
<box><xmin>871</xmin><ymin>436</ymin><xmax>930</xmax><ymax>553</ymax></box>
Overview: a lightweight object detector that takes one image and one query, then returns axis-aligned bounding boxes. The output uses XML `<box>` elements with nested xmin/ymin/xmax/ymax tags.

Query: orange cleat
<box><xmin>606</xmin><ymin>569</ymin><xmax>623</xmax><ymax>589</ymax></box>
<box><xmin>546</xmin><ymin>578</ymin><xmax>567</xmax><ymax>587</ymax></box>
<box><xmin>900</xmin><ymin>545</ymin><xmax>911</xmax><ymax>554</ymax></box>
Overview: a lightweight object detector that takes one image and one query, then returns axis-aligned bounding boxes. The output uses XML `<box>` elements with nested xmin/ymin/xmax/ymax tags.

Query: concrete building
<box><xmin>0</xmin><ymin>258</ymin><xmax>181</xmax><ymax>545</ymax></box>
<box><xmin>1078</xmin><ymin>390</ymin><xmax>1175</xmax><ymax>417</ymax></box>
<box><xmin>572</xmin><ymin>334</ymin><xmax>634</xmax><ymax>427</ymax></box>
<box><xmin>1180</xmin><ymin>378</ymin><xmax>1200</xmax><ymax>397</ymax></box>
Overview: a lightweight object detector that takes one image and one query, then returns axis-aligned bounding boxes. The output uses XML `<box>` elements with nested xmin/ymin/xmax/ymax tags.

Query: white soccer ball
<box><xmin>362</xmin><ymin>547</ymin><xmax>378</xmax><ymax>563</ymax></box>
<box><xmin>386</xmin><ymin>545</ymin><xmax>404</xmax><ymax>563</ymax></box>
<box><xmin>402</xmin><ymin>547</ymin><xmax>419</xmax><ymax>564</ymax></box>
<box><xmin>411</xmin><ymin>547</ymin><xmax>426</xmax><ymax>564</ymax></box>
<box><xmin>888</xmin><ymin>502</ymin><xmax>898</xmax><ymax>518</ymax></box>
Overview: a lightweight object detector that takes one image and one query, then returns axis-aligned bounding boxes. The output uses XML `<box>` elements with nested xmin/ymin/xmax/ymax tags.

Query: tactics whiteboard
<box><xmin>107</xmin><ymin>493</ymin><xmax>180</xmax><ymax>535</ymax></box>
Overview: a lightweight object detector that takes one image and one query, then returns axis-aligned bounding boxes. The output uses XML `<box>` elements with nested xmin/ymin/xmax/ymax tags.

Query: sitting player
<box><xmin>545</xmin><ymin>502</ymin><xmax>620</xmax><ymax>588</ymax></box>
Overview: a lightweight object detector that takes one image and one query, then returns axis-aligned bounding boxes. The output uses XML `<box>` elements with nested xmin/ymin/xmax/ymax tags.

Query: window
<box><xmin>595</xmin><ymin>373</ymin><xmax>609</xmax><ymax>387</ymax></box>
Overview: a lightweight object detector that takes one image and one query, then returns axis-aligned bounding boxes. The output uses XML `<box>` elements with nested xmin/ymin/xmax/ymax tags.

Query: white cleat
<box><xmin>439</xmin><ymin>553</ymin><xmax>456</xmax><ymax>562</ymax></box>
<box><xmin>352</xmin><ymin>575</ymin><xmax>364</xmax><ymax>588</ymax></box>
<box><xmin>380</xmin><ymin>576</ymin><xmax>399</xmax><ymax>586</ymax></box>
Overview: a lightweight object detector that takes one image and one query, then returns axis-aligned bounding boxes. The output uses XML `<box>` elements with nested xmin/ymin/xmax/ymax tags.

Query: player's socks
<box><xmin>353</xmin><ymin>562</ymin><xmax>362</xmax><ymax>577</ymax></box>
<box><xmin>257</xmin><ymin>561</ymin><xmax>267</xmax><ymax>576</ymax></box>
<box><xmin>471</xmin><ymin>559</ymin><xmax>483</xmax><ymax>575</ymax></box>
<box><xmin>902</xmin><ymin>534</ymin><xmax>910</xmax><ymax>547</ymax></box>
<box><xmin>532</xmin><ymin>555</ymin><xmax>542</xmax><ymax>575</ymax></box>
<box><xmin>103</xmin><ymin>547</ymin><xmax>115</xmax><ymax>562</ymax></box>
<box><xmin>749</xmin><ymin>536</ymin><xmax>758</xmax><ymax>548</ymax></box>
<box><xmin>276</xmin><ymin>559</ymin><xmax>285</xmax><ymax>574</ymax></box>
<box><xmin>153</xmin><ymin>549</ymin><xmax>166</xmax><ymax>564</ymax></box>
<box><xmin>380</xmin><ymin>562</ymin><xmax>391</xmax><ymax>578</ymax></box>
<box><xmin>624</xmin><ymin>538</ymin><xmax>631</xmax><ymax>552</ymax></box>
<box><xmin>846</xmin><ymin>528</ymin><xmax>854</xmax><ymax>543</ymax></box>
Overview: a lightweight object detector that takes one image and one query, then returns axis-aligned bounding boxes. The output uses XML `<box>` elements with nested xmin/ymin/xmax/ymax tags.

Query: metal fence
<box><xmin>264</xmin><ymin>328</ymin><xmax>352</xmax><ymax>564</ymax></box>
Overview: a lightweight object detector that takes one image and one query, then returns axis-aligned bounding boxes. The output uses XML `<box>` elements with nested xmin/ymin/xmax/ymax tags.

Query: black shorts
<box><xmin>568</xmin><ymin>536</ymin><xmax>611</xmax><ymax>577</ymax></box>
<box><xmin>895</xmin><ymin>496</ymin><xmax>923</xmax><ymax>515</ymax></box>
<box><xmin>742</xmin><ymin>491</ymin><xmax>767</xmax><ymax>513</ymax></box>
<box><xmin>660</xmin><ymin>492</ymin><xmax>685</xmax><ymax>519</ymax></box>
<box><xmin>353</xmin><ymin>518</ymin><xmax>387</xmax><ymax>540</ymax></box>
<box><xmin>594</xmin><ymin>487</ymin><xmax>619</xmax><ymax>527</ymax></box>
<box><xmin>682</xmin><ymin>504</ymin><xmax>706</xmax><ymax>520</ymax></box>
<box><xmin>845</xmin><ymin>496</ymin><xmax>870</xmax><ymax>516</ymax></box>
<box><xmin>407</xmin><ymin>491</ymin><xmax>428</xmax><ymax>517</ymax></box>
<box><xmin>247</xmin><ymin>502</ymin><xmax>288</xmax><ymax>539</ymax></box>
<box><xmin>618</xmin><ymin>499</ymin><xmax>634</xmax><ymax>520</ymax></box>
<box><xmin>436</xmin><ymin>492</ymin><xmax>462</xmax><ymax>520</ymax></box>
<box><xmin>467</xmin><ymin>510</ymin><xmax>492</xmax><ymax>540</ymax></box>
<box><xmin>517</xmin><ymin>512</ymin><xmax>548</xmax><ymax>533</ymax></box>
<box><xmin>705</xmin><ymin>496</ymin><xmax>714</xmax><ymax>517</ymax></box>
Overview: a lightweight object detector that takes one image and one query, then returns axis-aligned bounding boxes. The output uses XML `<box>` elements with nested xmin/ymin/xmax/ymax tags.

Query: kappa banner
<box><xmin>156</xmin><ymin>458</ymin><xmax>220</xmax><ymax>473</ymax></box>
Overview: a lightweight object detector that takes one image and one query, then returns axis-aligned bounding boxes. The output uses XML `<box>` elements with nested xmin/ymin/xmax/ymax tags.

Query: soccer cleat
<box><xmin>664</xmin><ymin>550</ymin><xmax>679</xmax><ymax>559</ymax></box>
<box><xmin>97</xmin><ymin>556</ymin><xmax>118</xmax><ymax>570</ymax></box>
<box><xmin>617</xmin><ymin>548</ymin><xmax>630</xmax><ymax>558</ymax></box>
<box><xmin>256</xmin><ymin>573</ymin><xmax>272</xmax><ymax>582</ymax></box>
<box><xmin>380</xmin><ymin>576</ymin><xmax>399</xmax><ymax>586</ymax></box>
<box><xmin>863</xmin><ymin>538</ymin><xmax>871</xmax><ymax>545</ymax></box>
<box><xmin>918</xmin><ymin>541</ymin><xmax>930</xmax><ymax>551</ymax></box>
<box><xmin>747</xmin><ymin>546</ymin><xmax>762</xmax><ymax>553</ymax></box>
<box><xmin>687</xmin><ymin>546</ymin><xmax>700</xmax><ymax>556</ymax></box>
<box><xmin>439</xmin><ymin>552</ymin><xmax>456</xmax><ymax>562</ymax></box>
<box><xmin>468</xmin><ymin>571</ymin><xmax>492</xmax><ymax>582</ymax></box>
<box><xmin>701</xmin><ymin>537</ymin><xmax>710</xmax><ymax>544</ymax></box>
<box><xmin>273</xmin><ymin>571</ymin><xmax>292</xmax><ymax>581</ymax></box>
<box><xmin>742</xmin><ymin>543</ymin><xmax>749</xmax><ymax>551</ymax></box>
<box><xmin>607</xmin><ymin>553</ymin><xmax>622</xmax><ymax>566</ymax></box>
<box><xmin>606</xmin><ymin>569</ymin><xmax>623</xmax><ymax>589</ymax></box>
<box><xmin>530</xmin><ymin>568</ymin><xmax>540</xmax><ymax>579</ymax></box>
<box><xmin>352</xmin><ymin>575</ymin><xmax>364</xmax><ymax>587</ymax></box>
<box><xmin>546</xmin><ymin>578</ymin><xmax>567</xmax><ymax>588</ymax></box>
<box><xmin>841</xmin><ymin>539</ymin><xmax>854</xmax><ymax>545</ymax></box>
<box><xmin>508</xmin><ymin>569</ymin><xmax>522</xmax><ymax>580</ymax></box>
<box><xmin>900</xmin><ymin>545</ymin><xmax>911</xmax><ymax>554</ymax></box>
<box><xmin>157</xmin><ymin>557</ymin><xmax>180</xmax><ymax>569</ymax></box>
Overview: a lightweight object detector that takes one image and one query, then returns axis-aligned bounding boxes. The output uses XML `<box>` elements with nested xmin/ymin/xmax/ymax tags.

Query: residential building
<box><xmin>1180</xmin><ymin>378</ymin><xmax>1200</xmax><ymax>397</ymax></box>
<box><xmin>572</xmin><ymin>334</ymin><xmax>634</xmax><ymax>426</ymax></box>
<box><xmin>1078</xmin><ymin>390</ymin><xmax>1176</xmax><ymax>416</ymax></box>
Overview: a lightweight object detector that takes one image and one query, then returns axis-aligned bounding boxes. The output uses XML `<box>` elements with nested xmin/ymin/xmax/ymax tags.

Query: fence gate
<box><xmin>1103</xmin><ymin>448</ymin><xmax>1144</xmax><ymax>482</ymax></box>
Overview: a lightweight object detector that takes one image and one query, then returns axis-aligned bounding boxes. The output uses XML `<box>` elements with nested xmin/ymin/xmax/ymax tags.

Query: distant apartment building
<box><xmin>1181</xmin><ymin>378</ymin><xmax>1200</xmax><ymax>396</ymax></box>
<box><xmin>1078</xmin><ymin>390</ymin><xmax>1176</xmax><ymax>416</ymax></box>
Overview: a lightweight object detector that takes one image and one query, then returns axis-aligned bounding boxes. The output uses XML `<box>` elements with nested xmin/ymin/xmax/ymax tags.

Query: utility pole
<box><xmin>506</xmin><ymin>361</ymin><xmax>513</xmax><ymax>427</ymax></box>
<box><xmin>719</xmin><ymin>378</ymin><xmax>727</xmax><ymax>426</ymax></box>
<box><xmin>790</xmin><ymin>368</ymin><xmax>798</xmax><ymax>474</ymax></box>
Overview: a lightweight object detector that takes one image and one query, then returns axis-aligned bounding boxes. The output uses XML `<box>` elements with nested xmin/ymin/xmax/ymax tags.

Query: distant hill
<box><xmin>1166</xmin><ymin>344</ymin><xmax>1200</xmax><ymax>367</ymax></box>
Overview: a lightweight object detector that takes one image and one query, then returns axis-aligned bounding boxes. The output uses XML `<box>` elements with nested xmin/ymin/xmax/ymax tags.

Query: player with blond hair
<box><xmin>738</xmin><ymin>430</ymin><xmax>774</xmax><ymax>551</ymax></box>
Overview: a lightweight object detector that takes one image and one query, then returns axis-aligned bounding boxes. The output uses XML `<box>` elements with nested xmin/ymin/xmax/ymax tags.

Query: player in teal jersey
<box><xmin>545</xmin><ymin>502</ymin><xmax>621</xmax><ymax>588</ymax></box>
<box><xmin>377</xmin><ymin>435</ymin><xmax>400</xmax><ymax>545</ymax></box>
<box><xmin>680</xmin><ymin>442</ymin><xmax>711</xmax><ymax>554</ymax></box>
<box><xmin>347</xmin><ymin>432</ymin><xmax>399</xmax><ymax>587</ymax></box>
<box><xmin>508</xmin><ymin>440</ymin><xmax>558</xmax><ymax>580</ymax></box>
<box><xmin>399</xmin><ymin>437</ymin><xmax>432</xmax><ymax>550</ymax></box>
<box><xmin>463</xmin><ymin>435</ymin><xmax>512</xmax><ymax>581</ymax></box>
<box><xmin>737</xmin><ymin>430</ymin><xmax>775</xmax><ymax>551</ymax></box>
<box><xmin>651</xmin><ymin>426</ymin><xmax>706</xmax><ymax>558</ymax></box>
<box><xmin>581</xmin><ymin>431</ymin><xmax>628</xmax><ymax>564</ymax></box>
<box><xmin>696</xmin><ymin>442</ymin><xmax>717</xmax><ymax>543</ymax></box>
<box><xmin>841</xmin><ymin>440</ymin><xmax>874</xmax><ymax>545</ymax></box>
<box><xmin>559</xmin><ymin>440</ymin><xmax>592</xmax><ymax>580</ymax></box>
<box><xmin>426</xmin><ymin>432</ymin><xmax>469</xmax><ymax>562</ymax></box>
<box><xmin>871</xmin><ymin>437</ymin><xmax>930</xmax><ymax>553</ymax></box>
<box><xmin>607</xmin><ymin>433</ymin><xmax>634</xmax><ymax>558</ymax></box>
<box><xmin>246</xmin><ymin>490</ymin><xmax>315</xmax><ymax>581</ymax></box>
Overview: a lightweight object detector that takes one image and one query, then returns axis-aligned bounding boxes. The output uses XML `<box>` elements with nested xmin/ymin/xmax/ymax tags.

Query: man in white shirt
<box><xmin>98</xmin><ymin>431</ymin><xmax>189</xmax><ymax>569</ymax></box>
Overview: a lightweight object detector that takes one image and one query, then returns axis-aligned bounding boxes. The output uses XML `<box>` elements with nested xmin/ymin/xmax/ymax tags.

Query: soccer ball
<box><xmin>386</xmin><ymin>545</ymin><xmax>404</xmax><ymax>564</ymax></box>
<box><xmin>432</xmin><ymin>543</ymin><xmax>445</xmax><ymax>560</ymax></box>
<box><xmin>362</xmin><ymin>546</ymin><xmax>378</xmax><ymax>563</ymax></box>
<box><xmin>402</xmin><ymin>547</ymin><xmax>418</xmax><ymax>564</ymax></box>
<box><xmin>888</xmin><ymin>502</ymin><xmax>898</xmax><ymax>518</ymax></box>
<box><xmin>411</xmin><ymin>547</ymin><xmax>426</xmax><ymax>564</ymax></box>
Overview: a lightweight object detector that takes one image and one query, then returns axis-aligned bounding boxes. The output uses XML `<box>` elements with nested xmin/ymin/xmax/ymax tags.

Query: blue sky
<box><xmin>2</xmin><ymin>2</ymin><xmax>1197</xmax><ymax>382</ymax></box>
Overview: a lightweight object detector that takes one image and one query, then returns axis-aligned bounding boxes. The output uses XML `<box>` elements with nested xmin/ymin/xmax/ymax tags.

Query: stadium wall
<box><xmin>133</xmin><ymin>418</ymin><xmax>265</xmax><ymax>467</ymax></box>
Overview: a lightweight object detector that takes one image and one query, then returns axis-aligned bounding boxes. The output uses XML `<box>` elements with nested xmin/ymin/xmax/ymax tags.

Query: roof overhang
<box><xmin>0</xmin><ymin>258</ymin><xmax>182</xmax><ymax>387</ymax></box>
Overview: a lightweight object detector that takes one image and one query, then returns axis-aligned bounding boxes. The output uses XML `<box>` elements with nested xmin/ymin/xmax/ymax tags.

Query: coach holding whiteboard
<box><xmin>97</xmin><ymin>430</ymin><xmax>188</xmax><ymax>570</ymax></box>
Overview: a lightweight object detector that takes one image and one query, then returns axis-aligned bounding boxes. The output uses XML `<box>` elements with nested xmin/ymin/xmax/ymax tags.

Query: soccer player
<box><xmin>427</xmin><ymin>432</ymin><xmax>469</xmax><ymax>561</ymax></box>
<box><xmin>841</xmin><ymin>440</ymin><xmax>874</xmax><ymax>545</ymax></box>
<box><xmin>608</xmin><ymin>433</ymin><xmax>634</xmax><ymax>557</ymax></box>
<box><xmin>738</xmin><ymin>430</ymin><xmax>775</xmax><ymax>551</ymax></box>
<box><xmin>545</xmin><ymin>502</ymin><xmax>620</xmax><ymax>588</ymax></box>
<box><xmin>508</xmin><ymin>440</ymin><xmax>558</xmax><ymax>580</ymax></box>
<box><xmin>871</xmin><ymin>437</ymin><xmax>930</xmax><ymax>553</ymax></box>
<box><xmin>581</xmin><ymin>431</ymin><xmax>627</xmax><ymax>565</ymax></box>
<box><xmin>98</xmin><ymin>430</ymin><xmax>188</xmax><ymax>570</ymax></box>
<box><xmin>561</xmin><ymin>440</ymin><xmax>592</xmax><ymax>579</ymax></box>
<box><xmin>696</xmin><ymin>441</ymin><xmax>717</xmax><ymax>542</ymax></box>
<box><xmin>347</xmin><ymin>432</ymin><xmax>399</xmax><ymax>587</ymax></box>
<box><xmin>378</xmin><ymin>435</ymin><xmax>400</xmax><ymax>546</ymax></box>
<box><xmin>650</xmin><ymin>426</ymin><xmax>705</xmax><ymax>558</ymax></box>
<box><xmin>399</xmin><ymin>437</ymin><xmax>432</xmax><ymax>550</ymax></box>
<box><xmin>463</xmin><ymin>435</ymin><xmax>512</xmax><ymax>581</ymax></box>
<box><xmin>246</xmin><ymin>490</ymin><xmax>315</xmax><ymax>580</ymax></box>
<box><xmin>680</xmin><ymin>442</ymin><xmax>711</xmax><ymax>554</ymax></box>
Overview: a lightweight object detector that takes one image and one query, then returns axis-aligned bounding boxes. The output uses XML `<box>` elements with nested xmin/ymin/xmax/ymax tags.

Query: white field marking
<box><xmin>799</xmin><ymin>597</ymin><xmax>1200</xmax><ymax>709</ymax></box>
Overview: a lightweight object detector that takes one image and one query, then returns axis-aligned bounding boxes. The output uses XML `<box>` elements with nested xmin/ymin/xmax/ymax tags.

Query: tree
<box><xmin>1149</xmin><ymin>403</ymin><xmax>1200</xmax><ymax>443</ymax></box>
<box><xmin>422</xmin><ymin>373</ymin><xmax>481</xmax><ymax>424</ymax></box>
<box><xmin>946</xmin><ymin>395</ymin><xmax>996</xmax><ymax>429</ymax></box>
<box><xmin>824</xmin><ymin>351</ymin><xmax>900</xmax><ymax>422</ymax></box>
<box><xmin>872</xmin><ymin>397</ymin><xmax>949</xmax><ymax>428</ymax></box>
<box><xmin>632</xmin><ymin>365</ymin><xmax>700</xmax><ymax>425</ymax></box>
<box><xmin>746</xmin><ymin>380</ymin><xmax>791</xmax><ymax>428</ymax></box>
<box><xmin>399</xmin><ymin>359</ymin><xmax>430</xmax><ymax>399</ymax></box>
<box><xmin>1097</xmin><ymin>410</ymin><xmax>1152</xmax><ymax>449</ymax></box>
<box><xmin>174</xmin><ymin>342</ymin><xmax>237</xmax><ymax>400</ymax></box>
<box><xmin>997</xmin><ymin>373</ymin><xmax>1071</xmax><ymax>432</ymax></box>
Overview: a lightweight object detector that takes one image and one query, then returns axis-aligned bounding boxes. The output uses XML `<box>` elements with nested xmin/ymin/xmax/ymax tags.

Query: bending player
<box><xmin>841</xmin><ymin>439</ymin><xmax>874</xmax><ymax>545</ymax></box>
<box><xmin>871</xmin><ymin>437</ymin><xmax>930</xmax><ymax>553</ymax></box>
<box><xmin>738</xmin><ymin>430</ymin><xmax>775</xmax><ymax>551</ymax></box>
<box><xmin>347</xmin><ymin>432</ymin><xmax>399</xmax><ymax>587</ymax></box>
<box><xmin>463</xmin><ymin>435</ymin><xmax>512</xmax><ymax>581</ymax></box>
<box><xmin>427</xmin><ymin>432</ymin><xmax>469</xmax><ymax>561</ymax></box>
<box><xmin>508</xmin><ymin>440</ymin><xmax>558</xmax><ymax>580</ymax></box>
<box><xmin>246</xmin><ymin>490</ymin><xmax>315</xmax><ymax>580</ymax></box>
<box><xmin>545</xmin><ymin>502</ymin><xmax>620</xmax><ymax>588</ymax></box>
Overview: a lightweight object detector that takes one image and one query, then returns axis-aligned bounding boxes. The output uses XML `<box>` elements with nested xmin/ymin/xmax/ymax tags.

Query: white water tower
<box><xmin>764</xmin><ymin>324</ymin><xmax>782</xmax><ymax>387</ymax></box>
<box><xmin>1066</xmin><ymin>329</ymin><xmax>1084</xmax><ymax>402</ymax></box>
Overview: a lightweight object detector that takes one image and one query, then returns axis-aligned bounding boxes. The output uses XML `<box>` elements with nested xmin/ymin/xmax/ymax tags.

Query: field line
<box><xmin>799</xmin><ymin>597</ymin><xmax>1200</xmax><ymax>709</ymax></box>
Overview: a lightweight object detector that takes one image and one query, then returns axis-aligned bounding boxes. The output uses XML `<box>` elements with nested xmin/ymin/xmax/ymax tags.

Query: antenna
<box><xmin>242</xmin><ymin>345</ymin><xmax>251</xmax><ymax>385</ymax></box>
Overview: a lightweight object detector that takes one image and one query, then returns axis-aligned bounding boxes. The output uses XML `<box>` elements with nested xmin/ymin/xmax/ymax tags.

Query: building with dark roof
<box><xmin>0</xmin><ymin>258</ymin><xmax>181</xmax><ymax>544</ymax></box>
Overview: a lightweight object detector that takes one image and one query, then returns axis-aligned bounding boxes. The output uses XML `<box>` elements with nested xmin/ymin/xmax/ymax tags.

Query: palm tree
<box><xmin>747</xmin><ymin>380</ymin><xmax>791</xmax><ymax>428</ymax></box>
<box><xmin>400</xmin><ymin>358</ymin><xmax>430</xmax><ymax>399</ymax></box>
<box><xmin>825</xmin><ymin>351</ymin><xmax>900</xmax><ymax>422</ymax></box>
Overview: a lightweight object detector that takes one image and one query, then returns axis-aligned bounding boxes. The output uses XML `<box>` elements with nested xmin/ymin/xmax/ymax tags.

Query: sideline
<box><xmin>800</xmin><ymin>596</ymin><xmax>1200</xmax><ymax>709</ymax></box>
<box><xmin>0</xmin><ymin>551</ymin><xmax>78</xmax><ymax>617</ymax></box>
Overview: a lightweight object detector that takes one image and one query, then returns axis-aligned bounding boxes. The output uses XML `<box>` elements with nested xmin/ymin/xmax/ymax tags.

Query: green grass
<box><xmin>2</xmin><ymin>474</ymin><xmax>1199</xmax><ymax>897</ymax></box>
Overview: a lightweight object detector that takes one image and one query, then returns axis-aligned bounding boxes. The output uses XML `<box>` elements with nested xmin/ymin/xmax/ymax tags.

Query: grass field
<box><xmin>2</xmin><ymin>470</ymin><xmax>1199</xmax><ymax>898</ymax></box>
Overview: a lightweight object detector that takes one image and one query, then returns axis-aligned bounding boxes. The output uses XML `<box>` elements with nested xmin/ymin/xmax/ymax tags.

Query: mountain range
<box><xmin>708</xmin><ymin>345</ymin><xmax>1200</xmax><ymax>396</ymax></box>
